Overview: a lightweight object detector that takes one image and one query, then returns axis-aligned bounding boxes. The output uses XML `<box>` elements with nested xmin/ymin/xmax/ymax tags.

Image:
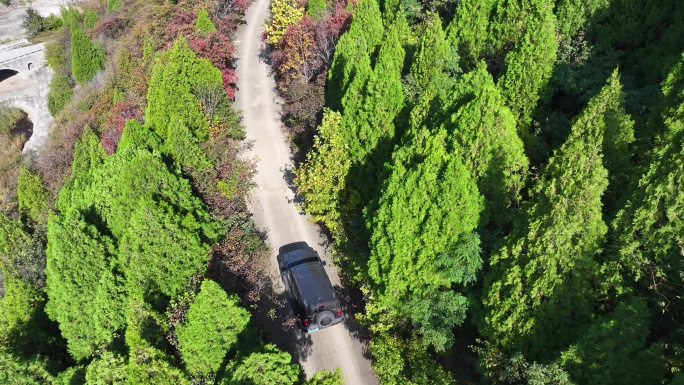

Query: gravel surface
<box><xmin>234</xmin><ymin>0</ymin><xmax>379</xmax><ymax>383</ymax></box>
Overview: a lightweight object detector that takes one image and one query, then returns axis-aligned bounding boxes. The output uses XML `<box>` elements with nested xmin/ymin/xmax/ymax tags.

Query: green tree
<box><xmin>560</xmin><ymin>297</ymin><xmax>664</xmax><ymax>385</ymax></box>
<box><xmin>195</xmin><ymin>9</ymin><xmax>217</xmax><ymax>34</ymax></box>
<box><xmin>347</xmin><ymin>0</ymin><xmax>384</xmax><ymax>53</ymax></box>
<box><xmin>482</xmin><ymin>71</ymin><xmax>612</xmax><ymax>358</ymax></box>
<box><xmin>555</xmin><ymin>0</ymin><xmax>609</xmax><ymax>37</ymax></box>
<box><xmin>0</xmin><ymin>352</ymin><xmax>54</xmax><ymax>385</ymax></box>
<box><xmin>446</xmin><ymin>0</ymin><xmax>496</xmax><ymax>69</ymax></box>
<box><xmin>408</xmin><ymin>14</ymin><xmax>452</xmax><ymax>94</ymax></box>
<box><xmin>608</xmin><ymin>55</ymin><xmax>684</xmax><ymax>325</ymax></box>
<box><xmin>326</xmin><ymin>28</ymin><xmax>371</xmax><ymax>112</ymax></box>
<box><xmin>107</xmin><ymin>0</ymin><xmax>122</xmax><ymax>11</ymax></box>
<box><xmin>17</xmin><ymin>166</ymin><xmax>49</xmax><ymax>224</ymax></box>
<box><xmin>295</xmin><ymin>110</ymin><xmax>349</xmax><ymax>234</ymax></box>
<box><xmin>496</xmin><ymin>0</ymin><xmax>557</xmax><ymax>138</ymax></box>
<box><xmin>45</xmin><ymin>209</ymin><xmax>126</xmax><ymax>360</ymax></box>
<box><xmin>85</xmin><ymin>351</ymin><xmax>128</xmax><ymax>384</ymax></box>
<box><xmin>592</xmin><ymin>69</ymin><xmax>635</xmax><ymax>213</ymax></box>
<box><xmin>366</xmin><ymin>127</ymin><xmax>483</xmax><ymax>351</ymax></box>
<box><xmin>176</xmin><ymin>279</ymin><xmax>250</xmax><ymax>376</ymax></box>
<box><xmin>47</xmin><ymin>72</ymin><xmax>73</xmax><ymax>116</ymax></box>
<box><xmin>71</xmin><ymin>27</ymin><xmax>105</xmax><ymax>83</ymax></box>
<box><xmin>83</xmin><ymin>9</ymin><xmax>99</xmax><ymax>30</ymax></box>
<box><xmin>228</xmin><ymin>344</ymin><xmax>301</xmax><ymax>385</ymax></box>
<box><xmin>369</xmin><ymin>333</ymin><xmax>455</xmax><ymax>385</ymax></box>
<box><xmin>442</xmin><ymin>64</ymin><xmax>528</xmax><ymax>226</ymax></box>
<box><xmin>0</xmin><ymin>274</ymin><xmax>43</xmax><ymax>351</ymax></box>
<box><xmin>145</xmin><ymin>36</ymin><xmax>221</xmax><ymax>140</ymax></box>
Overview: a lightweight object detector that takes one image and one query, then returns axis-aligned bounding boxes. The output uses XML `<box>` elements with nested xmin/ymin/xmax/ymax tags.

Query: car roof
<box><xmin>291</xmin><ymin>262</ymin><xmax>337</xmax><ymax>307</ymax></box>
<box><xmin>280</xmin><ymin>247</ymin><xmax>318</xmax><ymax>269</ymax></box>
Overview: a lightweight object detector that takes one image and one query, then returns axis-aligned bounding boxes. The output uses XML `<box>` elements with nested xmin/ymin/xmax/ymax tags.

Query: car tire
<box><xmin>316</xmin><ymin>311</ymin><xmax>335</xmax><ymax>328</ymax></box>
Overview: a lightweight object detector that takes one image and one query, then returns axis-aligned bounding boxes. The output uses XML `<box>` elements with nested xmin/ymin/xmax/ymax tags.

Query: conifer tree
<box><xmin>496</xmin><ymin>0</ymin><xmax>557</xmax><ymax>139</ymax></box>
<box><xmin>366</xmin><ymin>127</ymin><xmax>483</xmax><ymax>351</ymax></box>
<box><xmin>347</xmin><ymin>0</ymin><xmax>383</xmax><ymax>54</ymax></box>
<box><xmin>446</xmin><ymin>0</ymin><xmax>496</xmax><ymax>69</ymax></box>
<box><xmin>408</xmin><ymin>14</ymin><xmax>452</xmax><ymax>93</ymax></box>
<box><xmin>326</xmin><ymin>32</ymin><xmax>371</xmax><ymax>112</ymax></box>
<box><xmin>555</xmin><ymin>0</ymin><xmax>610</xmax><ymax>37</ymax></box>
<box><xmin>45</xmin><ymin>209</ymin><xmax>125</xmax><ymax>360</ymax></box>
<box><xmin>559</xmin><ymin>296</ymin><xmax>664</xmax><ymax>385</ymax></box>
<box><xmin>443</xmin><ymin>66</ymin><xmax>528</xmax><ymax>225</ymax></box>
<box><xmin>176</xmin><ymin>280</ymin><xmax>250</xmax><ymax>376</ymax></box>
<box><xmin>608</xmin><ymin>55</ymin><xmax>684</xmax><ymax>324</ymax></box>
<box><xmin>194</xmin><ymin>9</ymin><xmax>217</xmax><ymax>34</ymax></box>
<box><xmin>17</xmin><ymin>166</ymin><xmax>49</xmax><ymax>224</ymax></box>
<box><xmin>145</xmin><ymin>36</ymin><xmax>222</xmax><ymax>140</ymax></box>
<box><xmin>482</xmin><ymin>73</ymin><xmax>612</xmax><ymax>358</ymax></box>
<box><xmin>71</xmin><ymin>27</ymin><xmax>105</xmax><ymax>83</ymax></box>
<box><xmin>229</xmin><ymin>344</ymin><xmax>301</xmax><ymax>385</ymax></box>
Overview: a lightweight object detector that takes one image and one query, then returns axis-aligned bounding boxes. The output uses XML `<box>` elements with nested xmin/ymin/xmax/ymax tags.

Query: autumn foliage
<box><xmin>101</xmin><ymin>100</ymin><xmax>143</xmax><ymax>154</ymax></box>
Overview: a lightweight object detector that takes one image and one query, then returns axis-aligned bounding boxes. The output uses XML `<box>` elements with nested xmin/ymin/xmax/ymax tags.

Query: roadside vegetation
<box><xmin>265</xmin><ymin>0</ymin><xmax>684</xmax><ymax>384</ymax></box>
<box><xmin>0</xmin><ymin>1</ymin><xmax>342</xmax><ymax>384</ymax></box>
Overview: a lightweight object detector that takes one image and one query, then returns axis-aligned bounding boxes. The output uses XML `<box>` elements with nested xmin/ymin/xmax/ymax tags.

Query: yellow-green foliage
<box><xmin>265</xmin><ymin>0</ymin><xmax>303</xmax><ymax>46</ymax></box>
<box><xmin>195</xmin><ymin>9</ymin><xmax>217</xmax><ymax>34</ymax></box>
<box><xmin>17</xmin><ymin>166</ymin><xmax>49</xmax><ymax>224</ymax></box>
<box><xmin>176</xmin><ymin>280</ymin><xmax>250</xmax><ymax>376</ymax></box>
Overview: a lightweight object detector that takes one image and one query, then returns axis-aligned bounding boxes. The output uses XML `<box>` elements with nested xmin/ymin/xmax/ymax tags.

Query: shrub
<box><xmin>91</xmin><ymin>16</ymin><xmax>127</xmax><ymax>39</ymax></box>
<box><xmin>47</xmin><ymin>73</ymin><xmax>74</xmax><ymax>116</ymax></box>
<box><xmin>83</xmin><ymin>9</ymin><xmax>99</xmax><ymax>30</ymax></box>
<box><xmin>71</xmin><ymin>28</ymin><xmax>105</xmax><ymax>83</ymax></box>
<box><xmin>0</xmin><ymin>0</ymin><xmax>10</xmax><ymax>6</ymax></box>
<box><xmin>107</xmin><ymin>0</ymin><xmax>122</xmax><ymax>11</ymax></box>
<box><xmin>194</xmin><ymin>9</ymin><xmax>217</xmax><ymax>34</ymax></box>
<box><xmin>17</xmin><ymin>166</ymin><xmax>49</xmax><ymax>224</ymax></box>
<box><xmin>22</xmin><ymin>8</ymin><xmax>45</xmax><ymax>38</ymax></box>
<box><xmin>44</xmin><ymin>38</ymin><xmax>68</xmax><ymax>72</ymax></box>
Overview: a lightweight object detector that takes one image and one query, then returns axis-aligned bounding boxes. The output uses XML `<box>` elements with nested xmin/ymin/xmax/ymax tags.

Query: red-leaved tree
<box><xmin>101</xmin><ymin>100</ymin><xmax>143</xmax><ymax>154</ymax></box>
<box><xmin>188</xmin><ymin>31</ymin><xmax>238</xmax><ymax>100</ymax></box>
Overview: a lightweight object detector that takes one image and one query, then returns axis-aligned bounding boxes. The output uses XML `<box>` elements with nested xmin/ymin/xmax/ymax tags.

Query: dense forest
<box><xmin>265</xmin><ymin>0</ymin><xmax>684</xmax><ymax>383</ymax></box>
<box><xmin>0</xmin><ymin>0</ymin><xmax>342</xmax><ymax>383</ymax></box>
<box><xmin>1</xmin><ymin>0</ymin><xmax>683</xmax><ymax>383</ymax></box>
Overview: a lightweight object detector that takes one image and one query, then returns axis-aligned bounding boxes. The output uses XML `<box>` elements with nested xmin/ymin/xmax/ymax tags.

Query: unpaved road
<box><xmin>234</xmin><ymin>0</ymin><xmax>378</xmax><ymax>383</ymax></box>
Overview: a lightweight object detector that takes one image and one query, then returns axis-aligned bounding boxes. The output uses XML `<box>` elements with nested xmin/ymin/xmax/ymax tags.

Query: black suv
<box><xmin>277</xmin><ymin>242</ymin><xmax>344</xmax><ymax>332</ymax></box>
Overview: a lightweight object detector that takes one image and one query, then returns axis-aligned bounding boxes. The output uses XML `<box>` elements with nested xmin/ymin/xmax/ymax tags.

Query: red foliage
<box><xmin>90</xmin><ymin>15</ymin><xmax>127</xmax><ymax>39</ymax></box>
<box><xmin>163</xmin><ymin>8</ymin><xmax>196</xmax><ymax>44</ymax></box>
<box><xmin>188</xmin><ymin>32</ymin><xmax>238</xmax><ymax>100</ymax></box>
<box><xmin>101</xmin><ymin>101</ymin><xmax>143</xmax><ymax>154</ymax></box>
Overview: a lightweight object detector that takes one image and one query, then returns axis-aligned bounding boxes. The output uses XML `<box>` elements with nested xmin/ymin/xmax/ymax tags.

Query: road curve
<box><xmin>233</xmin><ymin>0</ymin><xmax>378</xmax><ymax>384</ymax></box>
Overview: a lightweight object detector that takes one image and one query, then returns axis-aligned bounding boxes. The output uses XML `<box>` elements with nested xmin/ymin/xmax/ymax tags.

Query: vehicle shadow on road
<box><xmin>252</xmin><ymin>270</ymin><xmax>315</xmax><ymax>364</ymax></box>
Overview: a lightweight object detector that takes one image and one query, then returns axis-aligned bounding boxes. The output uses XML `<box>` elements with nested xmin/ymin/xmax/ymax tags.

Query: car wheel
<box><xmin>317</xmin><ymin>311</ymin><xmax>335</xmax><ymax>328</ymax></box>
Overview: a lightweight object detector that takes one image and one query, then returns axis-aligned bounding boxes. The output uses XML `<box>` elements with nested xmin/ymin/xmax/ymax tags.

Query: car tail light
<box><xmin>336</xmin><ymin>310</ymin><xmax>343</xmax><ymax>317</ymax></box>
<box><xmin>303</xmin><ymin>319</ymin><xmax>309</xmax><ymax>327</ymax></box>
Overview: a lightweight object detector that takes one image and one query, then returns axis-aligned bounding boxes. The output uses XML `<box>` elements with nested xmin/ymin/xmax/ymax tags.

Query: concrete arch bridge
<box><xmin>0</xmin><ymin>42</ymin><xmax>53</xmax><ymax>152</ymax></box>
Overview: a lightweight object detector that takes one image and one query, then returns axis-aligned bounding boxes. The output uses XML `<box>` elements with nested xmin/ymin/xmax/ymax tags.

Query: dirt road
<box><xmin>233</xmin><ymin>0</ymin><xmax>378</xmax><ymax>383</ymax></box>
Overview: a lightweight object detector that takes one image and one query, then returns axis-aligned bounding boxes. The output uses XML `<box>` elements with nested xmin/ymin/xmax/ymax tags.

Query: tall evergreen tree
<box><xmin>483</xmin><ymin>73</ymin><xmax>612</xmax><ymax>358</ymax></box>
<box><xmin>496</xmin><ymin>0</ymin><xmax>557</xmax><ymax>141</ymax></box>
<box><xmin>559</xmin><ymin>296</ymin><xmax>664</xmax><ymax>385</ymax></box>
<box><xmin>366</xmin><ymin>127</ymin><xmax>483</xmax><ymax>351</ymax></box>
<box><xmin>347</xmin><ymin>0</ymin><xmax>384</xmax><ymax>54</ymax></box>
<box><xmin>446</xmin><ymin>0</ymin><xmax>496</xmax><ymax>70</ymax></box>
<box><xmin>145</xmin><ymin>36</ymin><xmax>222</xmax><ymax>140</ymax></box>
<box><xmin>442</xmin><ymin>66</ymin><xmax>528</xmax><ymax>226</ymax></box>
<box><xmin>608</xmin><ymin>55</ymin><xmax>684</xmax><ymax>327</ymax></box>
<box><xmin>408</xmin><ymin>14</ymin><xmax>451</xmax><ymax>94</ymax></box>
<box><xmin>70</xmin><ymin>27</ymin><xmax>105</xmax><ymax>84</ymax></box>
<box><xmin>176</xmin><ymin>280</ymin><xmax>250</xmax><ymax>376</ymax></box>
<box><xmin>45</xmin><ymin>209</ymin><xmax>125</xmax><ymax>360</ymax></box>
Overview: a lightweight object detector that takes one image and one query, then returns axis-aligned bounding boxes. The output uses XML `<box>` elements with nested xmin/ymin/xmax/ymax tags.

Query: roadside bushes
<box><xmin>47</xmin><ymin>73</ymin><xmax>74</xmax><ymax>117</ymax></box>
<box><xmin>71</xmin><ymin>27</ymin><xmax>105</xmax><ymax>83</ymax></box>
